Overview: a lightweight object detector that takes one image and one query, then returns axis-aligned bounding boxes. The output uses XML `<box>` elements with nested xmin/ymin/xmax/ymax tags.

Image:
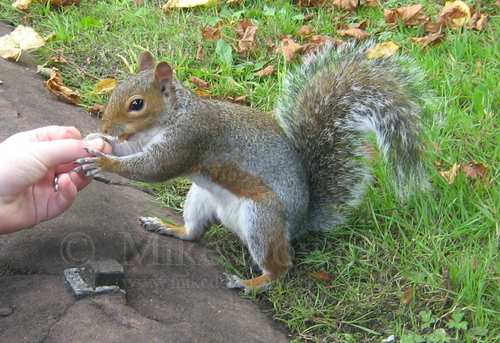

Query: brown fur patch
<box><xmin>96</xmin><ymin>156</ymin><xmax>123</xmax><ymax>173</ymax></box>
<box><xmin>240</xmin><ymin>274</ymin><xmax>273</xmax><ymax>289</ymax></box>
<box><xmin>194</xmin><ymin>161</ymin><xmax>273</xmax><ymax>201</ymax></box>
<box><xmin>263</xmin><ymin>227</ymin><xmax>291</xmax><ymax>277</ymax></box>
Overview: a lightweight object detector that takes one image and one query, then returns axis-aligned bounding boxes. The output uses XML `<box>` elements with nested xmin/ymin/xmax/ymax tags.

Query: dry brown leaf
<box><xmin>304</xmin><ymin>13</ymin><xmax>315</xmax><ymax>21</ymax></box>
<box><xmin>163</xmin><ymin>0</ymin><xmax>217</xmax><ymax>9</ymax></box>
<box><xmin>279</xmin><ymin>37</ymin><xmax>303</xmax><ymax>62</ymax></box>
<box><xmin>196</xmin><ymin>44</ymin><xmax>204</xmax><ymax>61</ymax></box>
<box><xmin>424</xmin><ymin>19</ymin><xmax>444</xmax><ymax>33</ymax></box>
<box><xmin>462</xmin><ymin>162</ymin><xmax>487</xmax><ymax>180</ymax></box>
<box><xmin>297</xmin><ymin>0</ymin><xmax>325</xmax><ymax>7</ymax></box>
<box><xmin>470</xmin><ymin>11</ymin><xmax>488</xmax><ymax>31</ymax></box>
<box><xmin>255</xmin><ymin>65</ymin><xmax>275</xmax><ymax>77</ymax></box>
<box><xmin>439</xmin><ymin>163</ymin><xmax>460</xmax><ymax>184</ymax></box>
<box><xmin>266</xmin><ymin>38</ymin><xmax>276</xmax><ymax>51</ymax></box>
<box><xmin>401</xmin><ymin>287</ymin><xmax>413</xmax><ymax>305</ymax></box>
<box><xmin>95</xmin><ymin>78</ymin><xmax>117</xmax><ymax>94</ymax></box>
<box><xmin>50</xmin><ymin>54</ymin><xmax>68</xmax><ymax>64</ymax></box>
<box><xmin>12</xmin><ymin>0</ymin><xmax>32</xmax><ymax>11</ymax></box>
<box><xmin>438</xmin><ymin>1</ymin><xmax>471</xmax><ymax>29</ymax></box>
<box><xmin>302</xmin><ymin>35</ymin><xmax>342</xmax><ymax>54</ymax></box>
<box><xmin>310</xmin><ymin>271</ymin><xmax>332</xmax><ymax>281</ymax></box>
<box><xmin>201</xmin><ymin>25</ymin><xmax>221</xmax><ymax>41</ymax></box>
<box><xmin>333</xmin><ymin>0</ymin><xmax>358</xmax><ymax>11</ymax></box>
<box><xmin>45</xmin><ymin>68</ymin><xmax>80</xmax><ymax>105</ymax></box>
<box><xmin>365</xmin><ymin>0</ymin><xmax>379</xmax><ymax>7</ymax></box>
<box><xmin>385</xmin><ymin>4</ymin><xmax>428</xmax><ymax>27</ymax></box>
<box><xmin>190</xmin><ymin>76</ymin><xmax>209</xmax><ymax>89</ymax></box>
<box><xmin>227</xmin><ymin>0</ymin><xmax>244</xmax><ymax>5</ymax></box>
<box><xmin>88</xmin><ymin>104</ymin><xmax>105</xmax><ymax>117</ymax></box>
<box><xmin>367</xmin><ymin>41</ymin><xmax>399</xmax><ymax>59</ymax></box>
<box><xmin>48</xmin><ymin>0</ymin><xmax>80</xmax><ymax>6</ymax></box>
<box><xmin>411</xmin><ymin>32</ymin><xmax>444</xmax><ymax>47</ymax></box>
<box><xmin>0</xmin><ymin>25</ymin><xmax>45</xmax><ymax>61</ymax></box>
<box><xmin>297</xmin><ymin>25</ymin><xmax>314</xmax><ymax>38</ymax></box>
<box><xmin>134</xmin><ymin>0</ymin><xmax>144</xmax><ymax>5</ymax></box>
<box><xmin>235</xmin><ymin>20</ymin><xmax>257</xmax><ymax>54</ymax></box>
<box><xmin>338</xmin><ymin>27</ymin><xmax>369</xmax><ymax>40</ymax></box>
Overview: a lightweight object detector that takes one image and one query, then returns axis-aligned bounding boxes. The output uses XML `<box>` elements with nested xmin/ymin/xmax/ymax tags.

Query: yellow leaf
<box><xmin>162</xmin><ymin>0</ymin><xmax>217</xmax><ymax>9</ymax></box>
<box><xmin>0</xmin><ymin>25</ymin><xmax>45</xmax><ymax>61</ymax></box>
<box><xmin>367</xmin><ymin>41</ymin><xmax>399</xmax><ymax>59</ymax></box>
<box><xmin>439</xmin><ymin>1</ymin><xmax>471</xmax><ymax>29</ymax></box>
<box><xmin>439</xmin><ymin>163</ymin><xmax>460</xmax><ymax>184</ymax></box>
<box><xmin>95</xmin><ymin>78</ymin><xmax>117</xmax><ymax>94</ymax></box>
<box><xmin>12</xmin><ymin>0</ymin><xmax>33</xmax><ymax>11</ymax></box>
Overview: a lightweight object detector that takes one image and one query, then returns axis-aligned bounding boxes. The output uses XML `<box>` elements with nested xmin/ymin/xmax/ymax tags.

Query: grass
<box><xmin>1</xmin><ymin>0</ymin><xmax>498</xmax><ymax>341</ymax></box>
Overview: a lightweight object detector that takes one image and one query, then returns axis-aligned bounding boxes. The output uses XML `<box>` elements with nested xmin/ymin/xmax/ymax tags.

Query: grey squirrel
<box><xmin>75</xmin><ymin>41</ymin><xmax>428</xmax><ymax>292</ymax></box>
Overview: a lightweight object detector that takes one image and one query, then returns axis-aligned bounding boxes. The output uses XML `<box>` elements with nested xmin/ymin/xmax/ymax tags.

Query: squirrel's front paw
<box><xmin>73</xmin><ymin>148</ymin><xmax>114</xmax><ymax>177</ymax></box>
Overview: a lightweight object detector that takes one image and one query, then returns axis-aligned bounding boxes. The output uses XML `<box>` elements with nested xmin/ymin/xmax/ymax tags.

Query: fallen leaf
<box><xmin>302</xmin><ymin>13</ymin><xmax>314</xmax><ymax>21</ymax></box>
<box><xmin>302</xmin><ymin>35</ymin><xmax>342</xmax><ymax>54</ymax></box>
<box><xmin>45</xmin><ymin>68</ymin><xmax>80</xmax><ymax>105</ymax></box>
<box><xmin>235</xmin><ymin>20</ymin><xmax>257</xmax><ymax>54</ymax></box>
<box><xmin>227</xmin><ymin>0</ymin><xmax>244</xmax><ymax>5</ymax></box>
<box><xmin>470</xmin><ymin>11</ymin><xmax>488</xmax><ymax>31</ymax></box>
<box><xmin>462</xmin><ymin>162</ymin><xmax>487</xmax><ymax>180</ymax></box>
<box><xmin>255</xmin><ymin>65</ymin><xmax>275</xmax><ymax>77</ymax></box>
<box><xmin>333</xmin><ymin>0</ymin><xmax>358</xmax><ymax>11</ymax></box>
<box><xmin>439</xmin><ymin>163</ymin><xmax>460</xmax><ymax>184</ymax></box>
<box><xmin>196</xmin><ymin>44</ymin><xmax>204</xmax><ymax>60</ymax></box>
<box><xmin>411</xmin><ymin>32</ymin><xmax>445</xmax><ymax>47</ymax></box>
<box><xmin>401</xmin><ymin>287</ymin><xmax>413</xmax><ymax>305</ymax></box>
<box><xmin>88</xmin><ymin>104</ymin><xmax>105</xmax><ymax>117</ymax></box>
<box><xmin>266</xmin><ymin>38</ymin><xmax>276</xmax><ymax>51</ymax></box>
<box><xmin>12</xmin><ymin>0</ymin><xmax>32</xmax><ymax>11</ymax></box>
<box><xmin>227</xmin><ymin>95</ymin><xmax>248</xmax><ymax>105</ymax></box>
<box><xmin>95</xmin><ymin>78</ymin><xmax>117</xmax><ymax>94</ymax></box>
<box><xmin>367</xmin><ymin>41</ymin><xmax>399</xmax><ymax>59</ymax></box>
<box><xmin>162</xmin><ymin>0</ymin><xmax>217</xmax><ymax>9</ymax></box>
<box><xmin>201</xmin><ymin>25</ymin><xmax>221</xmax><ymax>41</ymax></box>
<box><xmin>279</xmin><ymin>37</ymin><xmax>303</xmax><ymax>62</ymax></box>
<box><xmin>47</xmin><ymin>0</ymin><xmax>80</xmax><ymax>6</ymax></box>
<box><xmin>438</xmin><ymin>1</ymin><xmax>471</xmax><ymax>30</ymax></box>
<box><xmin>384</xmin><ymin>4</ymin><xmax>428</xmax><ymax>27</ymax></box>
<box><xmin>365</xmin><ymin>0</ymin><xmax>379</xmax><ymax>7</ymax></box>
<box><xmin>134</xmin><ymin>0</ymin><xmax>144</xmax><ymax>5</ymax></box>
<box><xmin>297</xmin><ymin>0</ymin><xmax>325</xmax><ymax>6</ymax></box>
<box><xmin>297</xmin><ymin>25</ymin><xmax>314</xmax><ymax>38</ymax></box>
<box><xmin>0</xmin><ymin>25</ymin><xmax>45</xmax><ymax>61</ymax></box>
<box><xmin>310</xmin><ymin>271</ymin><xmax>332</xmax><ymax>281</ymax></box>
<box><xmin>50</xmin><ymin>54</ymin><xmax>68</xmax><ymax>64</ymax></box>
<box><xmin>194</xmin><ymin>88</ymin><xmax>210</xmax><ymax>97</ymax></box>
<box><xmin>190</xmin><ymin>76</ymin><xmax>209</xmax><ymax>89</ymax></box>
<box><xmin>338</xmin><ymin>27</ymin><xmax>369</xmax><ymax>40</ymax></box>
<box><xmin>424</xmin><ymin>19</ymin><xmax>444</xmax><ymax>33</ymax></box>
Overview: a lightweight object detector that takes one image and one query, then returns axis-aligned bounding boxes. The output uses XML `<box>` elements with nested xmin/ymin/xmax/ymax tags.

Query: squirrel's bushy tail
<box><xmin>275</xmin><ymin>41</ymin><xmax>429</xmax><ymax>231</ymax></box>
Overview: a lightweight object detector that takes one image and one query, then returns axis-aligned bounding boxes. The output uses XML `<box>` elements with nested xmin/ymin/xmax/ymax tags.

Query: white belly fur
<box><xmin>190</xmin><ymin>175</ymin><xmax>250</xmax><ymax>240</ymax></box>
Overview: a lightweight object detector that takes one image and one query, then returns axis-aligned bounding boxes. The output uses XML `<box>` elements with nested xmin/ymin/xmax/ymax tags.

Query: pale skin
<box><xmin>0</xmin><ymin>126</ymin><xmax>110</xmax><ymax>234</ymax></box>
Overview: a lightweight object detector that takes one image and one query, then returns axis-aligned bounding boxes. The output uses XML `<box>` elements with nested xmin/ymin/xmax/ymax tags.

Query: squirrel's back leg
<box><xmin>139</xmin><ymin>183</ymin><xmax>217</xmax><ymax>241</ymax></box>
<box><xmin>224</xmin><ymin>200</ymin><xmax>292</xmax><ymax>293</ymax></box>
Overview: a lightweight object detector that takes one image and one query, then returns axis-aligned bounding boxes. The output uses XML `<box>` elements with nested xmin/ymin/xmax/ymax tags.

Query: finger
<box><xmin>30</xmin><ymin>139</ymin><xmax>90</xmax><ymax>169</ymax></box>
<box><xmin>67</xmin><ymin>171</ymin><xmax>91</xmax><ymax>191</ymax></box>
<box><xmin>4</xmin><ymin>126</ymin><xmax>81</xmax><ymax>144</ymax></box>
<box><xmin>46</xmin><ymin>173</ymin><xmax>77</xmax><ymax>221</ymax></box>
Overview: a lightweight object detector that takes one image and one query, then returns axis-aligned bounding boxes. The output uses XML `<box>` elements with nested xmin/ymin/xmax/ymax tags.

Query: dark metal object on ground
<box><xmin>64</xmin><ymin>259</ymin><xmax>125</xmax><ymax>299</ymax></box>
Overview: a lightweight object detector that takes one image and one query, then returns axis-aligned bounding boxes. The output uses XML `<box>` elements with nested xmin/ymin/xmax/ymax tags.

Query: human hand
<box><xmin>0</xmin><ymin>126</ymin><xmax>111</xmax><ymax>234</ymax></box>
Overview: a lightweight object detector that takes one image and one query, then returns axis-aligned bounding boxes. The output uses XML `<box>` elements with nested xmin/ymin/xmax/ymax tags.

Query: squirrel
<box><xmin>75</xmin><ymin>41</ymin><xmax>428</xmax><ymax>292</ymax></box>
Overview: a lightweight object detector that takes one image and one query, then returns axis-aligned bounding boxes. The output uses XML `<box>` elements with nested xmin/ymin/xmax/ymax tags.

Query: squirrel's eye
<box><xmin>129</xmin><ymin>98</ymin><xmax>144</xmax><ymax>112</ymax></box>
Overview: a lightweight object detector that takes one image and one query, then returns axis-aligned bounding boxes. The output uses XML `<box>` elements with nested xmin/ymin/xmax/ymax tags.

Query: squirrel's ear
<box><xmin>138</xmin><ymin>51</ymin><xmax>155</xmax><ymax>72</ymax></box>
<box><xmin>155</xmin><ymin>62</ymin><xmax>173</xmax><ymax>85</ymax></box>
